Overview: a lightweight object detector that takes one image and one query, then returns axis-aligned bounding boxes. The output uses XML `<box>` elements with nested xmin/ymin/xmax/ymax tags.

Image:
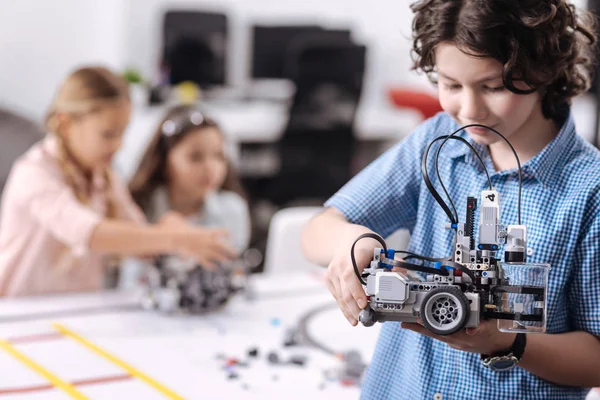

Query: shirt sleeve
<box><xmin>324</xmin><ymin>115</ymin><xmax>441</xmax><ymax>238</ymax></box>
<box><xmin>109</xmin><ymin>170</ymin><xmax>147</xmax><ymax>225</ymax></box>
<box><xmin>12</xmin><ymin>162</ymin><xmax>102</xmax><ymax>256</ymax></box>
<box><xmin>568</xmin><ymin>191</ymin><xmax>600</xmax><ymax>335</ymax></box>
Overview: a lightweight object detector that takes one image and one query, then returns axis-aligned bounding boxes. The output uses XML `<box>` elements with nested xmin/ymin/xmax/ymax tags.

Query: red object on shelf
<box><xmin>388</xmin><ymin>88</ymin><xmax>443</xmax><ymax>120</ymax></box>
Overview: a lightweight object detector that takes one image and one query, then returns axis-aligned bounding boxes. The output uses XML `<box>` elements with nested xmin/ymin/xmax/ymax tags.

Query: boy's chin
<box><xmin>468</xmin><ymin>134</ymin><xmax>498</xmax><ymax>146</ymax></box>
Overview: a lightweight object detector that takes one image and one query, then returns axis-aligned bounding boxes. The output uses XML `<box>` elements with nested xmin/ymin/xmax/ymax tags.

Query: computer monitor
<box><xmin>162</xmin><ymin>10</ymin><xmax>228</xmax><ymax>87</ymax></box>
<box><xmin>250</xmin><ymin>25</ymin><xmax>352</xmax><ymax>80</ymax></box>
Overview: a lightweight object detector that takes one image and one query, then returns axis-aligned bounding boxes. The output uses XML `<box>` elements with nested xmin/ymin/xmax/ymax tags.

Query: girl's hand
<box><xmin>157</xmin><ymin>211</ymin><xmax>237</xmax><ymax>269</ymax></box>
<box><xmin>170</xmin><ymin>225</ymin><xmax>237</xmax><ymax>270</ymax></box>
<box><xmin>401</xmin><ymin>319</ymin><xmax>517</xmax><ymax>355</ymax></box>
<box><xmin>158</xmin><ymin>211</ymin><xmax>188</xmax><ymax>227</ymax></box>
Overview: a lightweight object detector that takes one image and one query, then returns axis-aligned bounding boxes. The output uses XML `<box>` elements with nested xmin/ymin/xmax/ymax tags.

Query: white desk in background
<box><xmin>114</xmin><ymin>100</ymin><xmax>422</xmax><ymax>181</ymax></box>
<box><xmin>0</xmin><ymin>271</ymin><xmax>380</xmax><ymax>400</ymax></box>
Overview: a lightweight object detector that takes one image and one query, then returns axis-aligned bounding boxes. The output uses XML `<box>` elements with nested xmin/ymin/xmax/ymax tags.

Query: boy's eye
<box><xmin>444</xmin><ymin>84</ymin><xmax>461</xmax><ymax>91</ymax></box>
<box><xmin>484</xmin><ymin>85</ymin><xmax>505</xmax><ymax>93</ymax></box>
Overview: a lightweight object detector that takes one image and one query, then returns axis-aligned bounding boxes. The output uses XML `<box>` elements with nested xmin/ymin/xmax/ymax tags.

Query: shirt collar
<box><xmin>442</xmin><ymin>113</ymin><xmax>577</xmax><ymax>187</ymax></box>
<box><xmin>524</xmin><ymin>113</ymin><xmax>576</xmax><ymax>188</ymax></box>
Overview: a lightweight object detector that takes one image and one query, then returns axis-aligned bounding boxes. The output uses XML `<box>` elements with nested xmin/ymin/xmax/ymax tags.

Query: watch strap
<box><xmin>482</xmin><ymin>332</ymin><xmax>527</xmax><ymax>361</ymax></box>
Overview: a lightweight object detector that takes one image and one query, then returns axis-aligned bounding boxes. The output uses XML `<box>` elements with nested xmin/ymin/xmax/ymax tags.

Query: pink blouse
<box><xmin>0</xmin><ymin>134</ymin><xmax>146</xmax><ymax>297</ymax></box>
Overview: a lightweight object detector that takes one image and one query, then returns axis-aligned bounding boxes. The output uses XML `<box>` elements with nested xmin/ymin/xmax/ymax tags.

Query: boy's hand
<box><xmin>326</xmin><ymin>228</ymin><xmax>379</xmax><ymax>326</ymax></box>
<box><xmin>401</xmin><ymin>319</ymin><xmax>517</xmax><ymax>355</ymax></box>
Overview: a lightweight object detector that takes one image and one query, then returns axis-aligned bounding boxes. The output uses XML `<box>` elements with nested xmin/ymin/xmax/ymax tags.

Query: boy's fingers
<box><xmin>326</xmin><ymin>278</ymin><xmax>337</xmax><ymax>299</ymax></box>
<box><xmin>331</xmin><ymin>276</ymin><xmax>356</xmax><ymax>325</ymax></box>
<box><xmin>346</xmin><ymin>273</ymin><xmax>368</xmax><ymax>311</ymax></box>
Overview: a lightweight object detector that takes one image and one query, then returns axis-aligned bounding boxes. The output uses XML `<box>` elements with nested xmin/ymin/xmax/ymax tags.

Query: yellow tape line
<box><xmin>53</xmin><ymin>323</ymin><xmax>185</xmax><ymax>400</ymax></box>
<box><xmin>0</xmin><ymin>339</ymin><xmax>88</xmax><ymax>399</ymax></box>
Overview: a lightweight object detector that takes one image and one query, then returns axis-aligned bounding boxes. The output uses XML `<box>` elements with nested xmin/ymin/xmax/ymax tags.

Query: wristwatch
<box><xmin>481</xmin><ymin>333</ymin><xmax>526</xmax><ymax>371</ymax></box>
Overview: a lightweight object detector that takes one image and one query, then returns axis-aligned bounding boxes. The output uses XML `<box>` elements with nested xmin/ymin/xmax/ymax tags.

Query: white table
<box><xmin>0</xmin><ymin>272</ymin><xmax>381</xmax><ymax>400</ymax></box>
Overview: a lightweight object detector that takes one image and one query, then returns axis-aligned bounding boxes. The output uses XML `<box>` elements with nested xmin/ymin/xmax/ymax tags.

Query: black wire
<box><xmin>386</xmin><ymin>252</ymin><xmax>476</xmax><ymax>283</ymax></box>
<box><xmin>422</xmin><ymin>136</ymin><xmax>492</xmax><ymax>224</ymax></box>
<box><xmin>379</xmin><ymin>257</ymin><xmax>450</xmax><ymax>276</ymax></box>
<box><xmin>351</xmin><ymin>234</ymin><xmax>477</xmax><ymax>284</ymax></box>
<box><xmin>351</xmin><ymin>233</ymin><xmax>387</xmax><ymax>285</ymax></box>
<box><xmin>296</xmin><ymin>303</ymin><xmax>339</xmax><ymax>356</ymax></box>
<box><xmin>434</xmin><ymin>137</ymin><xmax>493</xmax><ymax>222</ymax></box>
<box><xmin>434</xmin><ymin>124</ymin><xmax>523</xmax><ymax>225</ymax></box>
<box><xmin>422</xmin><ymin>139</ymin><xmax>458</xmax><ymax>224</ymax></box>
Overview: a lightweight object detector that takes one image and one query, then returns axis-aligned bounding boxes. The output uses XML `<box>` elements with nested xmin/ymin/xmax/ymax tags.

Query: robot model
<box><xmin>139</xmin><ymin>255</ymin><xmax>242</xmax><ymax>314</ymax></box>
<box><xmin>357</xmin><ymin>125</ymin><xmax>549</xmax><ymax>335</ymax></box>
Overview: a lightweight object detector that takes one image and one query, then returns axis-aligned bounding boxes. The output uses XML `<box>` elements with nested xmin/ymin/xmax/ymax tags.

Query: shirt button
<box><xmin>434</xmin><ymin>393</ymin><xmax>443</xmax><ymax>400</ymax></box>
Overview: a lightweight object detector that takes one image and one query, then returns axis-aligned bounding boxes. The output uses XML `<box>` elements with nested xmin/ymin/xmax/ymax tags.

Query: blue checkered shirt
<box><xmin>325</xmin><ymin>112</ymin><xmax>600</xmax><ymax>399</ymax></box>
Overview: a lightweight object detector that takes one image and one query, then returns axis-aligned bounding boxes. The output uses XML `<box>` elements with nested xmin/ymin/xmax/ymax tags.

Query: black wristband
<box><xmin>482</xmin><ymin>332</ymin><xmax>527</xmax><ymax>360</ymax></box>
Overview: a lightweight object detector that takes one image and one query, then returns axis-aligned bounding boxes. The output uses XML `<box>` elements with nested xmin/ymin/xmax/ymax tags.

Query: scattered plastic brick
<box><xmin>288</xmin><ymin>355</ymin><xmax>307</xmax><ymax>366</ymax></box>
<box><xmin>340</xmin><ymin>379</ymin><xmax>355</xmax><ymax>387</ymax></box>
<box><xmin>227</xmin><ymin>373</ymin><xmax>239</xmax><ymax>380</ymax></box>
<box><xmin>270</xmin><ymin>318</ymin><xmax>281</xmax><ymax>326</ymax></box>
<box><xmin>267</xmin><ymin>352</ymin><xmax>279</xmax><ymax>364</ymax></box>
<box><xmin>247</xmin><ymin>347</ymin><xmax>259</xmax><ymax>358</ymax></box>
<box><xmin>226</xmin><ymin>358</ymin><xmax>239</xmax><ymax>366</ymax></box>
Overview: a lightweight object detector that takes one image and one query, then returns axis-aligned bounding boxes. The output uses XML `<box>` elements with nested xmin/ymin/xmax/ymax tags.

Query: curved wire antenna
<box><xmin>434</xmin><ymin>124</ymin><xmax>522</xmax><ymax>225</ymax></box>
<box><xmin>422</xmin><ymin>135</ymin><xmax>493</xmax><ymax>224</ymax></box>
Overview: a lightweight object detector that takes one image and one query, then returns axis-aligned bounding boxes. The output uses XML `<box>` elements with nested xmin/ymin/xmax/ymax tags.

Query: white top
<box><xmin>147</xmin><ymin>187</ymin><xmax>251</xmax><ymax>254</ymax></box>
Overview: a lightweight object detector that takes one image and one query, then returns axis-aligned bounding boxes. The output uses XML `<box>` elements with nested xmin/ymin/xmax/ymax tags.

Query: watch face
<box><xmin>489</xmin><ymin>358</ymin><xmax>517</xmax><ymax>371</ymax></box>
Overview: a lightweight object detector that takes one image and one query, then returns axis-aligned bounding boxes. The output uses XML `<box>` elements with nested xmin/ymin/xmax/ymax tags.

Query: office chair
<box><xmin>263</xmin><ymin>206</ymin><xmax>323</xmax><ymax>275</ymax></box>
<box><xmin>262</xmin><ymin>40</ymin><xmax>367</xmax><ymax>206</ymax></box>
<box><xmin>0</xmin><ymin>108</ymin><xmax>44</xmax><ymax>196</ymax></box>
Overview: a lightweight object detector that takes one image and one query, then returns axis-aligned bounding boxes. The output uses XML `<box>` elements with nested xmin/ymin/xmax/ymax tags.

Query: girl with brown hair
<box><xmin>123</xmin><ymin>105</ymin><xmax>250</xmax><ymax>289</ymax></box>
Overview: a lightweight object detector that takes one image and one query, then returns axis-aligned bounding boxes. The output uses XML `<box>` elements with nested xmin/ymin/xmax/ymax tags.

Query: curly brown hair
<box><xmin>410</xmin><ymin>0</ymin><xmax>597</xmax><ymax>120</ymax></box>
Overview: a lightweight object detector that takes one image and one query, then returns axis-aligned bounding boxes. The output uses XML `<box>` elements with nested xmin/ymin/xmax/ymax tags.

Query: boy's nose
<box><xmin>459</xmin><ymin>90</ymin><xmax>487</xmax><ymax>122</ymax></box>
